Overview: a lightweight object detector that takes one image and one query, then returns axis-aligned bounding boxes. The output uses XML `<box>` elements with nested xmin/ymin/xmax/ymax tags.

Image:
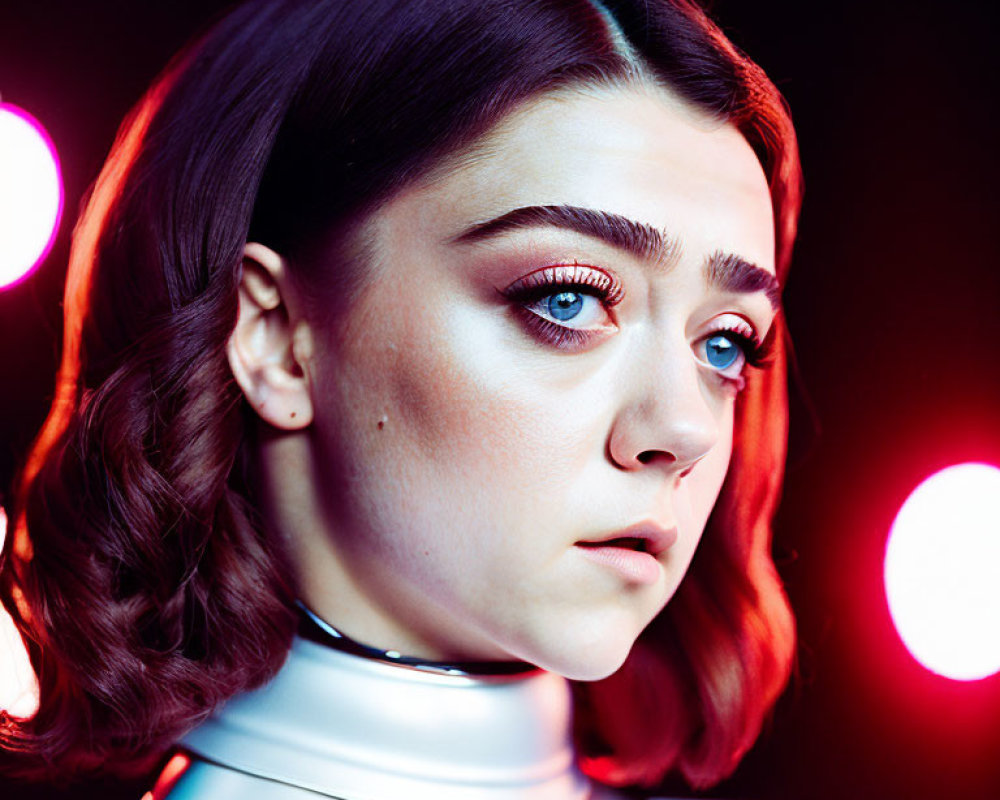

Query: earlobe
<box><xmin>227</xmin><ymin>242</ymin><xmax>314</xmax><ymax>431</ymax></box>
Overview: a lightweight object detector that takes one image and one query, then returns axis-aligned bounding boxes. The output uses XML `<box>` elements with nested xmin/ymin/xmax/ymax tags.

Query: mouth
<box><xmin>575</xmin><ymin>522</ymin><xmax>679</xmax><ymax>557</ymax></box>
<box><xmin>573</xmin><ymin>522</ymin><xmax>678</xmax><ymax>586</ymax></box>
<box><xmin>573</xmin><ymin>539</ymin><xmax>662</xmax><ymax>585</ymax></box>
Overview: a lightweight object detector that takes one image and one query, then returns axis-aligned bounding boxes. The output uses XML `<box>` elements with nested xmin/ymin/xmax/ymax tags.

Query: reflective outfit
<box><xmin>151</xmin><ymin>608</ymin><xmax>670</xmax><ymax>800</ymax></box>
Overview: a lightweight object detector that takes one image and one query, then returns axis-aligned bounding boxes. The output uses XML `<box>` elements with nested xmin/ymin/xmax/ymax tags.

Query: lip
<box><xmin>575</xmin><ymin>544</ymin><xmax>662</xmax><ymax>585</ymax></box>
<box><xmin>576</xmin><ymin>521</ymin><xmax>679</xmax><ymax>557</ymax></box>
<box><xmin>574</xmin><ymin>521</ymin><xmax>679</xmax><ymax>586</ymax></box>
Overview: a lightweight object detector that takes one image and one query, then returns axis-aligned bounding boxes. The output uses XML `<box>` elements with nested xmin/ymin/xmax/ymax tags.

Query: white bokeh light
<box><xmin>884</xmin><ymin>462</ymin><xmax>1000</xmax><ymax>681</ymax></box>
<box><xmin>0</xmin><ymin>506</ymin><xmax>40</xmax><ymax>718</ymax></box>
<box><xmin>0</xmin><ymin>102</ymin><xmax>63</xmax><ymax>289</ymax></box>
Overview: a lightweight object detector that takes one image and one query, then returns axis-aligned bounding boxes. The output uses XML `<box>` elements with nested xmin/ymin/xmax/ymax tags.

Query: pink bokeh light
<box><xmin>884</xmin><ymin>462</ymin><xmax>1000</xmax><ymax>682</ymax></box>
<box><xmin>0</xmin><ymin>102</ymin><xmax>64</xmax><ymax>290</ymax></box>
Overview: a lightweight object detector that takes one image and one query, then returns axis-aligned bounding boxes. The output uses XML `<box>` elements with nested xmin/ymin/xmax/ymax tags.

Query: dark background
<box><xmin>2</xmin><ymin>1</ymin><xmax>999</xmax><ymax>798</ymax></box>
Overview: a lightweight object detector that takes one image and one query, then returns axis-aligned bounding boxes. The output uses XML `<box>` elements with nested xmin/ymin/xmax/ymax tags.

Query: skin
<box><xmin>227</xmin><ymin>82</ymin><xmax>777</xmax><ymax>681</ymax></box>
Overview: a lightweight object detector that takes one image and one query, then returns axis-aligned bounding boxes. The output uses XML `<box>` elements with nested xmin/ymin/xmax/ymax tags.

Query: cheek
<box><xmin>679</xmin><ymin>402</ymin><xmax>735</xmax><ymax>536</ymax></box>
<box><xmin>314</xmin><ymin>291</ymin><xmax>593</xmax><ymax>562</ymax></box>
<box><xmin>387</xmin><ymin>315</ymin><xmax>543</xmax><ymax>495</ymax></box>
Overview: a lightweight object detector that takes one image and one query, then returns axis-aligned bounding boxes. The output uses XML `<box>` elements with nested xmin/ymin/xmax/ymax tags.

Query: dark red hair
<box><xmin>0</xmin><ymin>0</ymin><xmax>801</xmax><ymax>789</ymax></box>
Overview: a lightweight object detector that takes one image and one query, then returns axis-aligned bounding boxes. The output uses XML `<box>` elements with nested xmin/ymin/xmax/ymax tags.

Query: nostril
<box><xmin>636</xmin><ymin>450</ymin><xmax>674</xmax><ymax>466</ymax></box>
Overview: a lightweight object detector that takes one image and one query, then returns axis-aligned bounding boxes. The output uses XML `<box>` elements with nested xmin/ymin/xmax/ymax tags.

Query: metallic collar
<box><xmin>294</xmin><ymin>600</ymin><xmax>538</xmax><ymax>677</ymax></box>
<box><xmin>180</xmin><ymin>620</ymin><xmax>593</xmax><ymax>799</ymax></box>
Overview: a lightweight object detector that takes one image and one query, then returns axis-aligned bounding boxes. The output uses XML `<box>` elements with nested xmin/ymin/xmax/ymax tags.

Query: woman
<box><xmin>0</xmin><ymin>0</ymin><xmax>801</xmax><ymax>797</ymax></box>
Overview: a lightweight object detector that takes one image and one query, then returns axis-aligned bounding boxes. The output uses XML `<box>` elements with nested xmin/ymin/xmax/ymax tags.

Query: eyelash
<box><xmin>709</xmin><ymin>323</ymin><xmax>774</xmax><ymax>370</ymax></box>
<box><xmin>499</xmin><ymin>263</ymin><xmax>623</xmax><ymax>350</ymax></box>
<box><xmin>500</xmin><ymin>263</ymin><xmax>776</xmax><ymax>384</ymax></box>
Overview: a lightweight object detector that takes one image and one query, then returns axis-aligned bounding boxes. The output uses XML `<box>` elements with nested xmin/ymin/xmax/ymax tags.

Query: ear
<box><xmin>227</xmin><ymin>242</ymin><xmax>315</xmax><ymax>430</ymax></box>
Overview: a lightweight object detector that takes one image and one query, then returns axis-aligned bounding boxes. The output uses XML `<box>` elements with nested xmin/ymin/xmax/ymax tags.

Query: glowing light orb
<box><xmin>0</xmin><ymin>506</ymin><xmax>40</xmax><ymax>718</ymax></box>
<box><xmin>0</xmin><ymin>103</ymin><xmax>63</xmax><ymax>289</ymax></box>
<box><xmin>884</xmin><ymin>463</ymin><xmax>1000</xmax><ymax>681</ymax></box>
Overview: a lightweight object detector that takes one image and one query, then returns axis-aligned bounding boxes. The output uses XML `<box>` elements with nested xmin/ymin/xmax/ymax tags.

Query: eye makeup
<box><xmin>695</xmin><ymin>320</ymin><xmax>777</xmax><ymax>391</ymax></box>
<box><xmin>497</xmin><ymin>262</ymin><xmax>622</xmax><ymax>351</ymax></box>
<box><xmin>497</xmin><ymin>259</ymin><xmax>777</xmax><ymax>388</ymax></box>
<box><xmin>703</xmin><ymin>318</ymin><xmax>773</xmax><ymax>370</ymax></box>
<box><xmin>500</xmin><ymin>262</ymin><xmax>624</xmax><ymax>306</ymax></box>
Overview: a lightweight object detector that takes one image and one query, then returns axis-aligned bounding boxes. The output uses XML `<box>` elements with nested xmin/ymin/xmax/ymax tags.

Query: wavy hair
<box><xmin>0</xmin><ymin>0</ymin><xmax>801</xmax><ymax>790</ymax></box>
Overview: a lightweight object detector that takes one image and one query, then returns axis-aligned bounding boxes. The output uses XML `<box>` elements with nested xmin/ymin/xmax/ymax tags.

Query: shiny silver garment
<box><xmin>153</xmin><ymin>631</ymin><xmax>676</xmax><ymax>800</ymax></box>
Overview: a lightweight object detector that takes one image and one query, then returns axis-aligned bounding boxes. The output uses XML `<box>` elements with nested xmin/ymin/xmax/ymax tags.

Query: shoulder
<box><xmin>150</xmin><ymin>753</ymin><xmax>313</xmax><ymax>799</ymax></box>
<box><xmin>150</xmin><ymin>752</ymin><xmax>687</xmax><ymax>800</ymax></box>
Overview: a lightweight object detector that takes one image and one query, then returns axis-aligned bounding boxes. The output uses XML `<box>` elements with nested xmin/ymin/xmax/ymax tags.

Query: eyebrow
<box><xmin>450</xmin><ymin>204</ymin><xmax>781</xmax><ymax>311</ymax></box>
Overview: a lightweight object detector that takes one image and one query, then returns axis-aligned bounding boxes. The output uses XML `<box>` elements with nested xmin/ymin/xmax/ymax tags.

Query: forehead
<box><xmin>405</xmin><ymin>82</ymin><xmax>776</xmax><ymax>276</ymax></box>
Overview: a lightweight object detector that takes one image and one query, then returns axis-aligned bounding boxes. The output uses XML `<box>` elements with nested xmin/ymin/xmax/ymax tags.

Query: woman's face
<box><xmin>292</xmin><ymin>83</ymin><xmax>777</xmax><ymax>680</ymax></box>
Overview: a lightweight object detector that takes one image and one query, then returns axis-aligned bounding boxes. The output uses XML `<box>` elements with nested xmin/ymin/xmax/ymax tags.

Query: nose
<box><xmin>606</xmin><ymin>337</ymin><xmax>721</xmax><ymax>474</ymax></box>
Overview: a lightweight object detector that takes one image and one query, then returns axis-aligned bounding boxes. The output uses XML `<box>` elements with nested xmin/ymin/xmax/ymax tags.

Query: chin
<box><xmin>521</xmin><ymin>627</ymin><xmax>639</xmax><ymax>682</ymax></box>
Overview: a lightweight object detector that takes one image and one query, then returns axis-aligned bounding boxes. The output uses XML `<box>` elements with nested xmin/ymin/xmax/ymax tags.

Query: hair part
<box><xmin>1</xmin><ymin>0</ymin><xmax>801</xmax><ymax>789</ymax></box>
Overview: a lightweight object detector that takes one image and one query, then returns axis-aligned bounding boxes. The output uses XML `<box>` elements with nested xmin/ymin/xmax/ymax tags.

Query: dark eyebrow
<box><xmin>450</xmin><ymin>204</ymin><xmax>781</xmax><ymax>311</ymax></box>
<box><xmin>706</xmin><ymin>251</ymin><xmax>782</xmax><ymax>311</ymax></box>
<box><xmin>450</xmin><ymin>204</ymin><xmax>671</xmax><ymax>264</ymax></box>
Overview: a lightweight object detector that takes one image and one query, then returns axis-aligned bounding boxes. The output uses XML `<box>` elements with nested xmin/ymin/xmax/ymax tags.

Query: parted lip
<box><xmin>576</xmin><ymin>521</ymin><xmax>679</xmax><ymax>557</ymax></box>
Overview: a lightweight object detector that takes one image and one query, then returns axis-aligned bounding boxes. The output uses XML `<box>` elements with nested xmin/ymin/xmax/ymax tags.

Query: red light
<box><xmin>0</xmin><ymin>102</ymin><xmax>63</xmax><ymax>289</ymax></box>
<box><xmin>884</xmin><ymin>463</ymin><xmax>1000</xmax><ymax>681</ymax></box>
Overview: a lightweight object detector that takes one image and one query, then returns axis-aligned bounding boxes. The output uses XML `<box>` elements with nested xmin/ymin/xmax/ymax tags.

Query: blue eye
<box><xmin>547</xmin><ymin>291</ymin><xmax>584</xmax><ymax>321</ymax></box>
<box><xmin>705</xmin><ymin>333</ymin><xmax>741</xmax><ymax>369</ymax></box>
